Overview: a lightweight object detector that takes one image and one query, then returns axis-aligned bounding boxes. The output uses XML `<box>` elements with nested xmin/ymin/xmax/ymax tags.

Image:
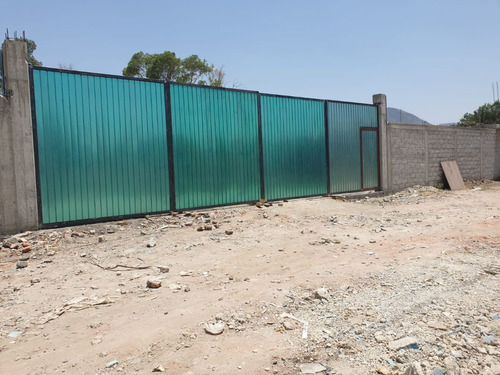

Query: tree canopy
<box><xmin>122</xmin><ymin>51</ymin><xmax>225</xmax><ymax>86</ymax></box>
<box><xmin>457</xmin><ymin>101</ymin><xmax>500</xmax><ymax>127</ymax></box>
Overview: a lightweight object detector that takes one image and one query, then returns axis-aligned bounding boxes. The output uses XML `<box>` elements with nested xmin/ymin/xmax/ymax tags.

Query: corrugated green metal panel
<box><xmin>362</xmin><ymin>130</ymin><xmax>379</xmax><ymax>189</ymax></box>
<box><xmin>328</xmin><ymin>102</ymin><xmax>378</xmax><ymax>193</ymax></box>
<box><xmin>33</xmin><ymin>69</ymin><xmax>169</xmax><ymax>223</ymax></box>
<box><xmin>170</xmin><ymin>84</ymin><xmax>260</xmax><ymax>209</ymax></box>
<box><xmin>261</xmin><ymin>96</ymin><xmax>326</xmax><ymax>200</ymax></box>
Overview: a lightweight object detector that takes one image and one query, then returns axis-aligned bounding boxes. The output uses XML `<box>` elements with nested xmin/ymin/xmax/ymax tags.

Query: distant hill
<box><xmin>387</xmin><ymin>107</ymin><xmax>431</xmax><ymax>125</ymax></box>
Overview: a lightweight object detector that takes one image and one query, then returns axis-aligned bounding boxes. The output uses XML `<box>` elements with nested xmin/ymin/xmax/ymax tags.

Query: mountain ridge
<box><xmin>387</xmin><ymin>107</ymin><xmax>431</xmax><ymax>125</ymax></box>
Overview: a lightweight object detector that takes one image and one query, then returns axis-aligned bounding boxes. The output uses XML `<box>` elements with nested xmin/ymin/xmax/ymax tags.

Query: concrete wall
<box><xmin>387</xmin><ymin>123</ymin><xmax>500</xmax><ymax>190</ymax></box>
<box><xmin>0</xmin><ymin>40</ymin><xmax>38</xmax><ymax>234</ymax></box>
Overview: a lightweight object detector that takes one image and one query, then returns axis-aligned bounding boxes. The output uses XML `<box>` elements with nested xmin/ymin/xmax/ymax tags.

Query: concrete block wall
<box><xmin>388</xmin><ymin>126</ymin><xmax>426</xmax><ymax>190</ymax></box>
<box><xmin>387</xmin><ymin>123</ymin><xmax>499</xmax><ymax>191</ymax></box>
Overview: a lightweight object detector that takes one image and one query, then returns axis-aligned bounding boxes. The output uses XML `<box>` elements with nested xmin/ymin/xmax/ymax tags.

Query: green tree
<box><xmin>457</xmin><ymin>101</ymin><xmax>500</xmax><ymax>127</ymax></box>
<box><xmin>25</xmin><ymin>39</ymin><xmax>42</xmax><ymax>66</ymax></box>
<box><xmin>122</xmin><ymin>51</ymin><xmax>224</xmax><ymax>86</ymax></box>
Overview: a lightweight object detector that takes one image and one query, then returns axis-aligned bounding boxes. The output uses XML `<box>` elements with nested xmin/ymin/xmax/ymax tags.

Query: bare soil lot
<box><xmin>1</xmin><ymin>181</ymin><xmax>499</xmax><ymax>375</ymax></box>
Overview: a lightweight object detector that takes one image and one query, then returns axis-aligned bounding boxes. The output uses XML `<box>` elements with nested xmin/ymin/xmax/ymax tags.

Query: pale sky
<box><xmin>3</xmin><ymin>0</ymin><xmax>499</xmax><ymax>124</ymax></box>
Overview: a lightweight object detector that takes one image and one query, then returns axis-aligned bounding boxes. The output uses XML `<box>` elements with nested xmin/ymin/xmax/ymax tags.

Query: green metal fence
<box><xmin>327</xmin><ymin>102</ymin><xmax>378</xmax><ymax>193</ymax></box>
<box><xmin>32</xmin><ymin>69</ymin><xmax>170</xmax><ymax>224</ymax></box>
<box><xmin>261</xmin><ymin>95</ymin><xmax>327</xmax><ymax>200</ymax></box>
<box><xmin>170</xmin><ymin>84</ymin><xmax>260</xmax><ymax>209</ymax></box>
<box><xmin>31</xmin><ymin>66</ymin><xmax>379</xmax><ymax>226</ymax></box>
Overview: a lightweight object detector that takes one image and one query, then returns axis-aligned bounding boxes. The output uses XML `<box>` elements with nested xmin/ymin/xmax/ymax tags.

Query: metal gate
<box><xmin>30</xmin><ymin>66</ymin><xmax>380</xmax><ymax>226</ymax></box>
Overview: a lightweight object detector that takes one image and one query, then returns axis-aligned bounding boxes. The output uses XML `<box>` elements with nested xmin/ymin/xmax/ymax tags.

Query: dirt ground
<box><xmin>1</xmin><ymin>181</ymin><xmax>499</xmax><ymax>375</ymax></box>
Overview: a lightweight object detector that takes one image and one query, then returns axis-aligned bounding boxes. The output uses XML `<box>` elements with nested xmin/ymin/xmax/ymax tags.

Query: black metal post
<box><xmin>257</xmin><ymin>93</ymin><xmax>265</xmax><ymax>200</ymax></box>
<box><xmin>324</xmin><ymin>100</ymin><xmax>331</xmax><ymax>194</ymax></box>
<box><xmin>165</xmin><ymin>82</ymin><xmax>176</xmax><ymax>211</ymax></box>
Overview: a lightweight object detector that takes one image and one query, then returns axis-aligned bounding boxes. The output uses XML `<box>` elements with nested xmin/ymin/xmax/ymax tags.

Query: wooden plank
<box><xmin>440</xmin><ymin>160</ymin><xmax>465</xmax><ymax>190</ymax></box>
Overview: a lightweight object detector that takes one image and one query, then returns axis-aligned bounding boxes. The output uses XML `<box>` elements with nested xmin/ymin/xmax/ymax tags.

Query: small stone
<box><xmin>80</xmin><ymin>253</ymin><xmax>87</xmax><ymax>257</ymax></box>
<box><xmin>152</xmin><ymin>365</ymin><xmax>165</xmax><ymax>372</ymax></box>
<box><xmin>204</xmin><ymin>322</ymin><xmax>225</xmax><ymax>335</ymax></box>
<box><xmin>197</xmin><ymin>226</ymin><xmax>204</xmax><ymax>232</ymax></box>
<box><xmin>314</xmin><ymin>288</ymin><xmax>329</xmax><ymax>301</ymax></box>
<box><xmin>30</xmin><ymin>278</ymin><xmax>40</xmax><ymax>284</ymax></box>
<box><xmin>21</xmin><ymin>246</ymin><xmax>32</xmax><ymax>253</ymax></box>
<box><xmin>225</xmin><ymin>230</ymin><xmax>233</xmax><ymax>235</ymax></box>
<box><xmin>147</xmin><ymin>280</ymin><xmax>161</xmax><ymax>289</ymax></box>
<box><xmin>204</xmin><ymin>224</ymin><xmax>213</xmax><ymax>231</ymax></box>
<box><xmin>377</xmin><ymin>366</ymin><xmax>391</xmax><ymax>375</ymax></box>
<box><xmin>299</xmin><ymin>363</ymin><xmax>326</xmax><ymax>374</ymax></box>
<box><xmin>98</xmin><ymin>236</ymin><xmax>104</xmax><ymax>243</ymax></box>
<box><xmin>8</xmin><ymin>330</ymin><xmax>22</xmax><ymax>338</ymax></box>
<box><xmin>427</xmin><ymin>321</ymin><xmax>449</xmax><ymax>331</ymax></box>
<box><xmin>16</xmin><ymin>260</ymin><xmax>28</xmax><ymax>269</ymax></box>
<box><xmin>147</xmin><ymin>237</ymin><xmax>156</xmax><ymax>248</ymax></box>
<box><xmin>388</xmin><ymin>336</ymin><xmax>418</xmax><ymax>351</ymax></box>
<box><xmin>283</xmin><ymin>321</ymin><xmax>294</xmax><ymax>330</ymax></box>
<box><xmin>106</xmin><ymin>360</ymin><xmax>119</xmax><ymax>368</ymax></box>
<box><xmin>158</xmin><ymin>266</ymin><xmax>170</xmax><ymax>273</ymax></box>
<box><xmin>47</xmin><ymin>251</ymin><xmax>56</xmax><ymax>256</ymax></box>
<box><xmin>3</xmin><ymin>237</ymin><xmax>19</xmax><ymax>248</ymax></box>
<box><xmin>403</xmin><ymin>362</ymin><xmax>424</xmax><ymax>375</ymax></box>
<box><xmin>184</xmin><ymin>222</ymin><xmax>193</xmax><ymax>227</ymax></box>
<box><xmin>375</xmin><ymin>333</ymin><xmax>387</xmax><ymax>343</ymax></box>
<box><xmin>184</xmin><ymin>286</ymin><xmax>190</xmax><ymax>292</ymax></box>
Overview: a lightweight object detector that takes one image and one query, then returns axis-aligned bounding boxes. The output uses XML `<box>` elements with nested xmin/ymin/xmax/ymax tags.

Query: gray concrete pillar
<box><xmin>0</xmin><ymin>39</ymin><xmax>39</xmax><ymax>234</ymax></box>
<box><xmin>373</xmin><ymin>93</ymin><xmax>388</xmax><ymax>190</ymax></box>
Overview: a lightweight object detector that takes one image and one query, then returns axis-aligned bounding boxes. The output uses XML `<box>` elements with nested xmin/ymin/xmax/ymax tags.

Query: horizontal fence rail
<box><xmin>30</xmin><ymin>66</ymin><xmax>379</xmax><ymax>226</ymax></box>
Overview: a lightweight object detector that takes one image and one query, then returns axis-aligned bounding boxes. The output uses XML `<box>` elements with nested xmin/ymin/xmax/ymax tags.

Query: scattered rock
<box><xmin>388</xmin><ymin>336</ymin><xmax>418</xmax><ymax>351</ymax></box>
<box><xmin>152</xmin><ymin>365</ymin><xmax>166</xmax><ymax>372</ymax></box>
<box><xmin>283</xmin><ymin>321</ymin><xmax>294</xmax><ymax>330</ymax></box>
<box><xmin>147</xmin><ymin>280</ymin><xmax>161</xmax><ymax>289</ymax></box>
<box><xmin>299</xmin><ymin>363</ymin><xmax>326</xmax><ymax>374</ymax></box>
<box><xmin>158</xmin><ymin>265</ymin><xmax>170</xmax><ymax>273</ymax></box>
<box><xmin>427</xmin><ymin>321</ymin><xmax>449</xmax><ymax>331</ymax></box>
<box><xmin>376</xmin><ymin>366</ymin><xmax>391</xmax><ymax>375</ymax></box>
<box><xmin>314</xmin><ymin>288</ymin><xmax>329</xmax><ymax>301</ymax></box>
<box><xmin>225</xmin><ymin>230</ymin><xmax>233</xmax><ymax>235</ymax></box>
<box><xmin>147</xmin><ymin>237</ymin><xmax>157</xmax><ymax>248</ymax></box>
<box><xmin>8</xmin><ymin>330</ymin><xmax>22</xmax><ymax>338</ymax></box>
<box><xmin>3</xmin><ymin>237</ymin><xmax>19</xmax><ymax>248</ymax></box>
<box><xmin>106</xmin><ymin>360</ymin><xmax>119</xmax><ymax>368</ymax></box>
<box><xmin>403</xmin><ymin>362</ymin><xmax>424</xmax><ymax>375</ymax></box>
<box><xmin>16</xmin><ymin>260</ymin><xmax>28</xmax><ymax>269</ymax></box>
<box><xmin>204</xmin><ymin>322</ymin><xmax>225</xmax><ymax>335</ymax></box>
<box><xmin>30</xmin><ymin>278</ymin><xmax>40</xmax><ymax>284</ymax></box>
